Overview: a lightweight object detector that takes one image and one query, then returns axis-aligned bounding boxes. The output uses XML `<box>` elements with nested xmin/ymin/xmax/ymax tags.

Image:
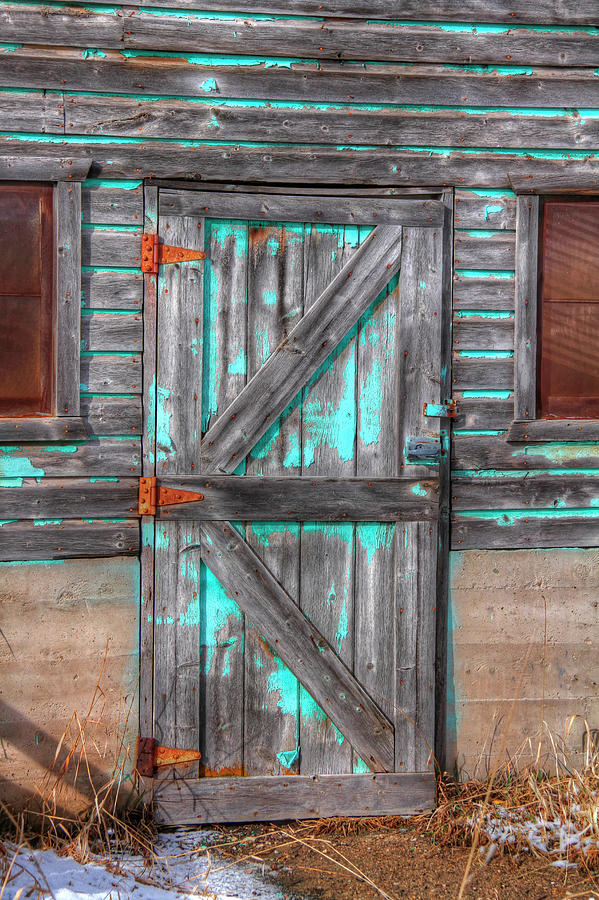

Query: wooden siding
<box><xmin>1</xmin><ymin>4</ymin><xmax>599</xmax><ymax>555</ymax></box>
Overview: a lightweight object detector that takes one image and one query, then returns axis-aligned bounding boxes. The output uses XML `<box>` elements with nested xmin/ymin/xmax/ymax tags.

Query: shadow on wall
<box><xmin>447</xmin><ymin>548</ymin><xmax>599</xmax><ymax>780</ymax></box>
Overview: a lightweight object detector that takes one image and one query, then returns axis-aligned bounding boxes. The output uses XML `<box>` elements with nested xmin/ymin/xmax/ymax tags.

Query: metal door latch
<box><xmin>423</xmin><ymin>400</ymin><xmax>457</xmax><ymax>418</ymax></box>
<box><xmin>405</xmin><ymin>437</ymin><xmax>443</xmax><ymax>463</ymax></box>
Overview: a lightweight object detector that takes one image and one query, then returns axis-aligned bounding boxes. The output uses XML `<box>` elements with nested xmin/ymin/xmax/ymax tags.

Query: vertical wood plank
<box><xmin>153</xmin><ymin>520</ymin><xmax>201</xmax><ymax>774</ymax></box>
<box><xmin>140</xmin><ymin>185</ymin><xmax>158</xmax><ymax>745</ymax></box>
<box><xmin>55</xmin><ymin>181</ymin><xmax>81</xmax><ymax>416</ymax></box>
<box><xmin>514</xmin><ymin>194</ymin><xmax>540</xmax><ymax>420</ymax></box>
<box><xmin>157</xmin><ymin>213</ymin><xmax>204</xmax><ymax>475</ymax></box>
<box><xmin>395</xmin><ymin>521</ymin><xmax>437</xmax><ymax>773</ymax></box>
<box><xmin>200</xmin><ymin>219</ymin><xmax>248</xmax><ymax>774</ymax></box>
<box><xmin>244</xmin><ymin>222</ymin><xmax>304</xmax><ymax>775</ymax></box>
<box><xmin>299</xmin><ymin>224</ymin><xmax>359</xmax><ymax>775</ymax></box>
<box><xmin>354</xmin><ymin>272</ymin><xmax>400</xmax><ymax>770</ymax></box>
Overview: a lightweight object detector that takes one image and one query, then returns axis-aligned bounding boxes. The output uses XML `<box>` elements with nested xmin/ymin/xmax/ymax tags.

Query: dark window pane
<box><xmin>0</xmin><ymin>184</ymin><xmax>54</xmax><ymax>415</ymax></box>
<box><xmin>540</xmin><ymin>300</ymin><xmax>599</xmax><ymax>418</ymax></box>
<box><xmin>542</xmin><ymin>201</ymin><xmax>599</xmax><ymax>301</ymax></box>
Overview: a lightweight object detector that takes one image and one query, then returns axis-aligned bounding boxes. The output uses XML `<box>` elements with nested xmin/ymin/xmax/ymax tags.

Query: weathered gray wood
<box><xmin>396</xmin><ymin>522</ymin><xmax>437</xmax><ymax>773</ymax></box>
<box><xmin>453</xmin><ymin>317</ymin><xmax>514</xmax><ymax>351</ymax></box>
<box><xmin>452</xmin><ymin>356</ymin><xmax>514</xmax><ymax>390</ymax></box>
<box><xmin>507</xmin><ymin>419</ymin><xmax>599</xmax><ymax>442</ymax></box>
<box><xmin>81</xmin><ymin>313</ymin><xmax>143</xmax><ymax>352</ymax></box>
<box><xmin>452</xmin><ymin>435</ymin><xmax>599</xmax><ymax>470</ymax></box>
<box><xmin>0</xmin><ymin>418</ymin><xmax>88</xmax><ymax>442</ymax></box>
<box><xmin>80</xmin><ymin>354</ymin><xmax>142</xmax><ymax>394</ymax></box>
<box><xmin>453</xmin><ymin>474</ymin><xmax>599</xmax><ymax>510</ymax></box>
<box><xmin>139</xmin><ymin>516</ymin><xmax>155</xmax><ymax>748</ymax></box>
<box><xmin>153</xmin><ymin>772</ymin><xmax>434</xmax><ymax>825</ymax></box>
<box><xmin>299</xmin><ymin>225</ymin><xmax>357</xmax><ymax>775</ymax></box>
<box><xmin>9</xmin><ymin>52</ymin><xmax>599</xmax><ymax>109</ymax></box>
<box><xmin>0</xmin><ymin>477</ymin><xmax>138</xmax><ymax>518</ymax></box>
<box><xmin>123</xmin><ymin>15</ymin><xmax>599</xmax><ymax>67</ymax></box>
<box><xmin>142</xmin><ymin>185</ymin><xmax>158</xmax><ymax>476</ymax></box>
<box><xmin>0</xmin><ymin>153</ymin><xmax>90</xmax><ymax>181</ymax></box>
<box><xmin>199</xmin><ymin>217</ymin><xmax>248</xmax><ymax>775</ymax></box>
<box><xmin>398</xmin><ymin>227</ymin><xmax>443</xmax><ymax>469</ymax></box>
<box><xmin>0</xmin><ymin>519</ymin><xmax>139</xmax><ymax>561</ymax></box>
<box><xmin>0</xmin><ymin>4</ymin><xmax>122</xmax><ymax>47</ymax></box>
<box><xmin>152</xmin><ymin>520</ymin><xmax>201</xmax><ymax>772</ymax></box>
<box><xmin>200</xmin><ymin>522</ymin><xmax>395</xmax><ymax>773</ymax></box>
<box><xmin>244</xmin><ymin>221</ymin><xmax>303</xmax><ymax>776</ymax></box>
<box><xmin>82</xmin><ymin>229</ymin><xmax>142</xmax><ymax>268</ymax></box>
<box><xmin>81</xmin><ymin>271</ymin><xmax>143</xmax><ymax>311</ymax></box>
<box><xmin>0</xmin><ymin>440</ymin><xmax>140</xmax><ymax>477</ymax></box>
<box><xmin>454</xmin><ymin>231</ymin><xmax>515</xmax><ymax>271</ymax></box>
<box><xmin>55</xmin><ymin>182</ymin><xmax>81</xmax><ymax>416</ymax></box>
<box><xmin>160</xmin><ymin>189</ymin><xmax>443</xmax><ymax>226</ymax></box>
<box><xmin>509</xmin><ymin>172</ymin><xmax>599</xmax><ymax>193</ymax></box>
<box><xmin>157</xmin><ymin>477</ymin><xmax>438</xmax><ymax>520</ymax></box>
<box><xmin>452</xmin><ymin>515</ymin><xmax>599</xmax><ymax>551</ymax></box>
<box><xmin>452</xmin><ymin>395</ymin><xmax>513</xmax><ymax>431</ymax></box>
<box><xmin>81</xmin><ymin>184</ymin><xmax>143</xmax><ymax>226</ymax></box>
<box><xmin>514</xmin><ymin>196</ymin><xmax>540</xmax><ymax>420</ymax></box>
<box><xmin>81</xmin><ymin>396</ymin><xmax>142</xmax><ymax>437</ymax></box>
<box><xmin>0</xmin><ymin>89</ymin><xmax>62</xmax><ymax>133</ymax></box>
<box><xmin>453</xmin><ymin>276</ymin><xmax>515</xmax><ymax>311</ymax></box>
<box><xmin>455</xmin><ymin>192</ymin><xmax>516</xmax><ymax>231</ymax></box>
<box><xmin>202</xmin><ymin>227</ymin><xmax>402</xmax><ymax>474</ymax></box>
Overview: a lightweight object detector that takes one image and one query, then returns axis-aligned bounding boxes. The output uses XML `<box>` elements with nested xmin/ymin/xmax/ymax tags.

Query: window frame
<box><xmin>510</xmin><ymin>193</ymin><xmax>599</xmax><ymax>442</ymax></box>
<box><xmin>0</xmin><ymin>157</ymin><xmax>91</xmax><ymax>441</ymax></box>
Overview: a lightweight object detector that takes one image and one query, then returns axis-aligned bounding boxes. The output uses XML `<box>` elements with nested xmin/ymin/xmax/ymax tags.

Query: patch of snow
<box><xmin>1</xmin><ymin>829</ymin><xmax>296</xmax><ymax>899</ymax></box>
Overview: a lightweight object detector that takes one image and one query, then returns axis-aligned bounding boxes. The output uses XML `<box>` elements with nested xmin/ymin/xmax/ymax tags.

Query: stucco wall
<box><xmin>0</xmin><ymin>557</ymin><xmax>139</xmax><ymax>814</ymax></box>
<box><xmin>447</xmin><ymin>548</ymin><xmax>599</xmax><ymax>779</ymax></box>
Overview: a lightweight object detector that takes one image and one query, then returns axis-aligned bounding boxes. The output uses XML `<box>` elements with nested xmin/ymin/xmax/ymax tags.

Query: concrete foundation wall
<box><xmin>0</xmin><ymin>557</ymin><xmax>139</xmax><ymax>815</ymax></box>
<box><xmin>447</xmin><ymin>549</ymin><xmax>599</xmax><ymax>779</ymax></box>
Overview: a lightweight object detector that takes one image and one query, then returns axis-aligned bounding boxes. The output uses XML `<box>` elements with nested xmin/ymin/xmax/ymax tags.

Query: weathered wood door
<box><xmin>142</xmin><ymin>188</ymin><xmax>451</xmax><ymax>824</ymax></box>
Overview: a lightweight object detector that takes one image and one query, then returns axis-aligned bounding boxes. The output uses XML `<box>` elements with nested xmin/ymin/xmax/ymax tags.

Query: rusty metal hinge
<box><xmin>135</xmin><ymin>736</ymin><xmax>202</xmax><ymax>777</ymax></box>
<box><xmin>138</xmin><ymin>476</ymin><xmax>204</xmax><ymax>516</ymax></box>
<box><xmin>423</xmin><ymin>400</ymin><xmax>457</xmax><ymax>419</ymax></box>
<box><xmin>141</xmin><ymin>233</ymin><xmax>206</xmax><ymax>275</ymax></box>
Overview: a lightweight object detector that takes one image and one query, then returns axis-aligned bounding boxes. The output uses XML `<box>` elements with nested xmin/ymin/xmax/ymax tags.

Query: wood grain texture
<box><xmin>0</xmin><ymin>89</ymin><xmax>62</xmax><ymax>133</ymax></box>
<box><xmin>139</xmin><ymin>516</ymin><xmax>155</xmax><ymax>745</ymax></box>
<box><xmin>0</xmin><ymin>441</ymin><xmax>140</xmax><ymax>476</ymax></box>
<box><xmin>0</xmin><ymin>153</ymin><xmax>90</xmax><ymax>181</ymax></box>
<box><xmin>81</xmin><ymin>184</ymin><xmax>143</xmax><ymax>226</ymax></box>
<box><xmin>0</xmin><ymin>418</ymin><xmax>88</xmax><ymax>441</ymax></box>
<box><xmin>200</xmin><ymin>521</ymin><xmax>395</xmax><ymax>773</ymax></box>
<box><xmin>81</xmin><ymin>313</ymin><xmax>142</xmax><ymax>352</ymax></box>
<box><xmin>82</xmin><ymin>396</ymin><xmax>142</xmax><ymax>436</ymax></box>
<box><xmin>80</xmin><ymin>354</ymin><xmax>142</xmax><ymax>394</ymax></box>
<box><xmin>455</xmin><ymin>192</ymin><xmax>516</xmax><ymax>231</ymax></box>
<box><xmin>453</xmin><ymin>317</ymin><xmax>514</xmax><ymax>351</ymax></box>
<box><xmin>201</xmin><ymin>226</ymin><xmax>402</xmax><ymax>474</ymax></box>
<box><xmin>454</xmin><ymin>231</ymin><xmax>515</xmax><ymax>271</ymax></box>
<box><xmin>452</xmin><ymin>515</ymin><xmax>599</xmax><ymax>550</ymax></box>
<box><xmin>153</xmin><ymin>772</ymin><xmax>434</xmax><ymax>825</ymax></box>
<box><xmin>453</xmin><ymin>276</ymin><xmax>515</xmax><ymax>311</ymax></box>
<box><xmin>514</xmin><ymin>196</ymin><xmax>540</xmax><ymax>420</ymax></box>
<box><xmin>452</xmin><ymin>356</ymin><xmax>514</xmax><ymax>391</ymax></box>
<box><xmin>82</xmin><ymin>229</ymin><xmax>142</xmax><ymax>268</ymax></box>
<box><xmin>0</xmin><ymin>519</ymin><xmax>139</xmax><ymax>561</ymax></box>
<box><xmin>6</xmin><ymin>52</ymin><xmax>599</xmax><ymax>108</ymax></box>
<box><xmin>0</xmin><ymin>478</ymin><xmax>137</xmax><ymax>518</ymax></box>
<box><xmin>453</xmin><ymin>474</ymin><xmax>599</xmax><ymax>510</ymax></box>
<box><xmin>452</xmin><ymin>395</ymin><xmax>513</xmax><ymax>431</ymax></box>
<box><xmin>160</xmin><ymin>190</ymin><xmax>443</xmax><ymax>226</ymax></box>
<box><xmin>55</xmin><ymin>182</ymin><xmax>81</xmax><ymax>416</ymax></box>
<box><xmin>81</xmin><ymin>271</ymin><xmax>143</xmax><ymax>310</ymax></box>
<box><xmin>156</xmin><ymin>477</ymin><xmax>438</xmax><ymax>521</ymax></box>
<box><xmin>507</xmin><ymin>419</ymin><xmax>599</xmax><ymax>442</ymax></box>
<box><xmin>142</xmin><ymin>184</ymin><xmax>158</xmax><ymax>476</ymax></box>
<box><xmin>452</xmin><ymin>435</ymin><xmax>599</xmax><ymax>470</ymax></box>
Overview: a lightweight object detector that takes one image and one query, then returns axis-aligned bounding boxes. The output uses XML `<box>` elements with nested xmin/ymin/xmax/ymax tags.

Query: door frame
<box><xmin>139</xmin><ymin>182</ymin><xmax>454</xmax><ymax>821</ymax></box>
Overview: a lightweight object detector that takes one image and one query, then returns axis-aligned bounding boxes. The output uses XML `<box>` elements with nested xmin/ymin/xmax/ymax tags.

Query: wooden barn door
<box><xmin>143</xmin><ymin>189</ymin><xmax>452</xmax><ymax>824</ymax></box>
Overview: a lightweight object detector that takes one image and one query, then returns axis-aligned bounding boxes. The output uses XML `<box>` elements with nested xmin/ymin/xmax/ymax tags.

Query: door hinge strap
<box><xmin>141</xmin><ymin>233</ymin><xmax>206</xmax><ymax>274</ymax></box>
<box><xmin>135</xmin><ymin>736</ymin><xmax>202</xmax><ymax>776</ymax></box>
<box><xmin>138</xmin><ymin>476</ymin><xmax>205</xmax><ymax>516</ymax></box>
<box><xmin>423</xmin><ymin>400</ymin><xmax>457</xmax><ymax>419</ymax></box>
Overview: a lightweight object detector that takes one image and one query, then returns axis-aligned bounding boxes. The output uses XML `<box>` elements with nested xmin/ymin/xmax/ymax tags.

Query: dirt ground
<box><xmin>218</xmin><ymin>820</ymin><xmax>599</xmax><ymax>900</ymax></box>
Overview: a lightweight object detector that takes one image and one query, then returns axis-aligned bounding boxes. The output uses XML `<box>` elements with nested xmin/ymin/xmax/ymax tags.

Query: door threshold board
<box><xmin>149</xmin><ymin>772</ymin><xmax>435</xmax><ymax>825</ymax></box>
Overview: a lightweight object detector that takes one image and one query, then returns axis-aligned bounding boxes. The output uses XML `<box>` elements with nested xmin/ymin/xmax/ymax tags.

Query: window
<box><xmin>0</xmin><ymin>159</ymin><xmax>90</xmax><ymax>440</ymax></box>
<box><xmin>511</xmin><ymin>194</ymin><xmax>599</xmax><ymax>441</ymax></box>
<box><xmin>0</xmin><ymin>184</ymin><xmax>54</xmax><ymax>416</ymax></box>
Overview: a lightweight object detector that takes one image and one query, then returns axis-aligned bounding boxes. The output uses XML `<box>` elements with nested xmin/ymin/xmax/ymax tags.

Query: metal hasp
<box><xmin>135</xmin><ymin>736</ymin><xmax>201</xmax><ymax>777</ymax></box>
<box><xmin>405</xmin><ymin>437</ymin><xmax>443</xmax><ymax>464</ymax></box>
<box><xmin>141</xmin><ymin>232</ymin><xmax>206</xmax><ymax>275</ymax></box>
<box><xmin>423</xmin><ymin>400</ymin><xmax>457</xmax><ymax>418</ymax></box>
<box><xmin>138</xmin><ymin>476</ymin><xmax>205</xmax><ymax>515</ymax></box>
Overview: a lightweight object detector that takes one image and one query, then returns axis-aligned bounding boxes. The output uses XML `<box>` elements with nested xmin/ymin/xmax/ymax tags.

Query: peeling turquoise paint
<box><xmin>484</xmin><ymin>204</ymin><xmax>503</xmax><ymax>220</ymax></box>
<box><xmin>283</xmin><ymin>429</ymin><xmax>301</xmax><ymax>470</ymax></box>
<box><xmin>155</xmin><ymin>526</ymin><xmax>170</xmax><ymax>551</ymax></box>
<box><xmin>357</xmin><ymin>523</ymin><xmax>396</xmax><ymax>565</ymax></box>
<box><xmin>0</xmin><ymin>44</ymin><xmax>22</xmax><ymax>53</ymax></box>
<box><xmin>461</xmin><ymin>390</ymin><xmax>512</xmax><ymax>399</ymax></box>
<box><xmin>303</xmin><ymin>521</ymin><xmax>353</xmax><ymax>550</ymax></box>
<box><xmin>82</xmin><ymin>49</ymin><xmax>107</xmax><ymax>59</ymax></box>
<box><xmin>227</xmin><ymin>347</ymin><xmax>246</xmax><ymax>375</ymax></box>
<box><xmin>263</xmin><ymin>289</ymin><xmax>277</xmax><ymax>306</ymax></box>
<box><xmin>33</xmin><ymin>519</ymin><xmax>63</xmax><ymax>526</ymax></box>
<box><xmin>411</xmin><ymin>483</ymin><xmax>428</xmax><ymax>497</ymax></box>
<box><xmin>304</xmin><ymin>351</ymin><xmax>356</xmax><ymax>467</ymax></box>
<box><xmin>455</xmin><ymin>310</ymin><xmax>513</xmax><ymax>319</ymax></box>
<box><xmin>0</xmin><ymin>454</ymin><xmax>44</xmax><ymax>478</ymax></box>
<box><xmin>459</xmin><ymin>508</ymin><xmax>599</xmax><ymax>523</ymax></box>
<box><xmin>277</xmin><ymin>749</ymin><xmax>299</xmax><ymax>769</ymax></box>
<box><xmin>266</xmin><ymin>656</ymin><xmax>299</xmax><ymax>717</ymax></box>
<box><xmin>200</xmin><ymin>77</ymin><xmax>217</xmax><ymax>92</ymax></box>
<box><xmin>511</xmin><ymin>443</ymin><xmax>599</xmax><ymax>464</ymax></box>
<box><xmin>455</xmin><ymin>269</ymin><xmax>514</xmax><ymax>279</ymax></box>
<box><xmin>141</xmin><ymin>519</ymin><xmax>154</xmax><ymax>549</ymax></box>
<box><xmin>335</xmin><ymin>600</ymin><xmax>348</xmax><ymax>653</ymax></box>
<box><xmin>458</xmin><ymin>350</ymin><xmax>514</xmax><ymax>358</ymax></box>
<box><xmin>300</xmin><ymin>688</ymin><xmax>345</xmax><ymax>745</ymax></box>
<box><xmin>200</xmin><ymin>563</ymin><xmax>242</xmax><ymax>675</ymax></box>
<box><xmin>156</xmin><ymin>383</ymin><xmax>173</xmax><ymax>463</ymax></box>
<box><xmin>353</xmin><ymin>757</ymin><xmax>371</xmax><ymax>774</ymax></box>
<box><xmin>250</xmin><ymin>522</ymin><xmax>300</xmax><ymax>548</ymax></box>
<box><xmin>359</xmin><ymin>359</ymin><xmax>383</xmax><ymax>447</ymax></box>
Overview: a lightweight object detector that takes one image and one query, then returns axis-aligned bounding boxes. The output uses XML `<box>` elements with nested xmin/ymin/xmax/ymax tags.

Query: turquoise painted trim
<box><xmin>82</xmin><ymin>180</ymin><xmax>142</xmax><ymax>189</ymax></box>
<box><xmin>82</xmin><ymin>266</ymin><xmax>141</xmax><ymax>274</ymax></box>
<box><xmin>453</xmin><ymin>429</ymin><xmax>507</xmax><ymax>436</ymax></box>
<box><xmin>120</xmin><ymin>49</ymin><xmax>318</xmax><ymax>68</ymax></box>
<box><xmin>0</xmin><ymin>43</ymin><xmax>22</xmax><ymax>52</ymax></box>
<box><xmin>457</xmin><ymin>509</ymin><xmax>599</xmax><ymax>520</ymax></box>
<box><xmin>81</xmin><ymin>308</ymin><xmax>139</xmax><ymax>315</ymax></box>
<box><xmin>455</xmin><ymin>310</ymin><xmax>514</xmax><ymax>318</ymax></box>
<box><xmin>457</xmin><ymin>350</ymin><xmax>514</xmax><ymax>358</ymax></box>
<box><xmin>460</xmin><ymin>390</ymin><xmax>513</xmax><ymax>398</ymax></box>
<box><xmin>80</xmin><ymin>392</ymin><xmax>137</xmax><ymax>398</ymax></box>
<box><xmin>454</xmin><ymin>468</ymin><xmax>599</xmax><ymax>477</ymax></box>
<box><xmin>81</xmin><ymin>223</ymin><xmax>141</xmax><ymax>232</ymax></box>
<box><xmin>455</xmin><ymin>269</ymin><xmax>515</xmax><ymax>278</ymax></box>
<box><xmin>456</xmin><ymin>228</ymin><xmax>515</xmax><ymax>236</ymax></box>
<box><xmin>467</xmin><ymin>189</ymin><xmax>517</xmax><ymax>197</ymax></box>
<box><xmin>80</xmin><ymin>350</ymin><xmax>139</xmax><ymax>357</ymax></box>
